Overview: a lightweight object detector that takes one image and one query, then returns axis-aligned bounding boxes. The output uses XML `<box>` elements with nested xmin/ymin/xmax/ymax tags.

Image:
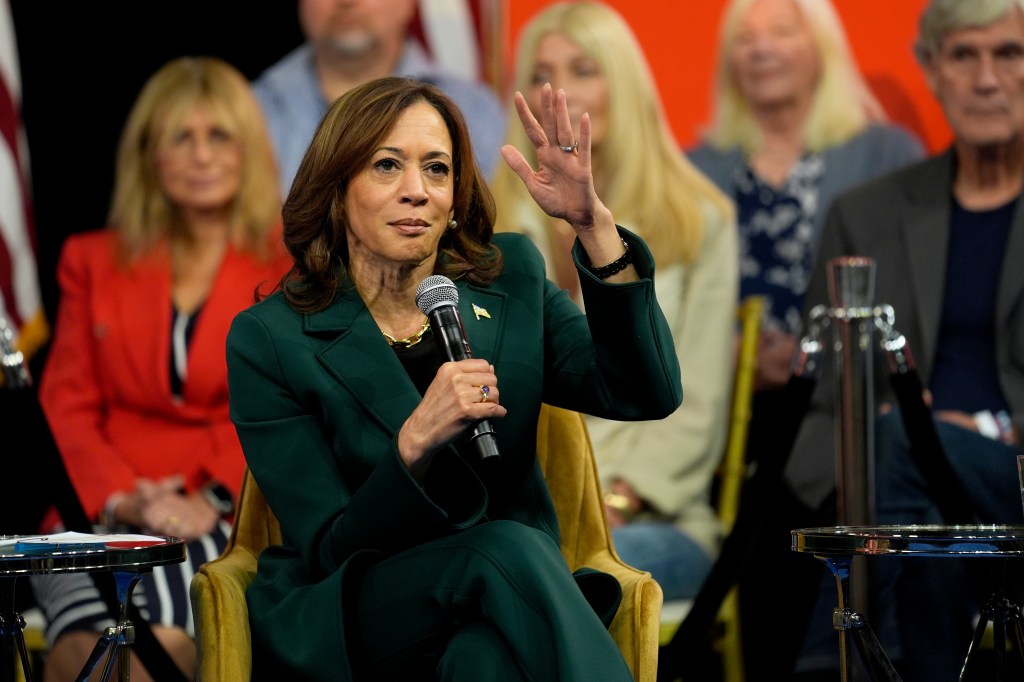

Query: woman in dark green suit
<box><xmin>225</xmin><ymin>75</ymin><xmax>682</xmax><ymax>680</ymax></box>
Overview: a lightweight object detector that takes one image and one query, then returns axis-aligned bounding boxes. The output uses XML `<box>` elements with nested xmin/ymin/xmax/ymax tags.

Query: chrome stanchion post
<box><xmin>826</xmin><ymin>257</ymin><xmax>877</xmax><ymax>627</ymax></box>
<box><xmin>827</xmin><ymin>256</ymin><xmax>878</xmax><ymax>529</ymax></box>
<box><xmin>795</xmin><ymin>304</ymin><xmax>828</xmax><ymax>383</ymax></box>
<box><xmin>0</xmin><ymin>317</ymin><xmax>33</xmax><ymax>682</ymax></box>
<box><xmin>0</xmin><ymin>316</ymin><xmax>31</xmax><ymax>389</ymax></box>
<box><xmin>802</xmin><ymin>273</ymin><xmax>936</xmax><ymax>679</ymax></box>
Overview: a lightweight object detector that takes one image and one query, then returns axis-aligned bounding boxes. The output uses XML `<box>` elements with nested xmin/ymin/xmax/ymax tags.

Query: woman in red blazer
<box><xmin>31</xmin><ymin>56</ymin><xmax>291</xmax><ymax>682</ymax></box>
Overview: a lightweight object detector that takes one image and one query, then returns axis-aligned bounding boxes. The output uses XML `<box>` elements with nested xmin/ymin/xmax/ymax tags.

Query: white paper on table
<box><xmin>0</xmin><ymin>531</ymin><xmax>165</xmax><ymax>547</ymax></box>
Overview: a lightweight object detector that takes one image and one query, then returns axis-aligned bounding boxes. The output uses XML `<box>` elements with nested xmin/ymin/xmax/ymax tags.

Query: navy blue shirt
<box><xmin>929</xmin><ymin>196</ymin><xmax>1015</xmax><ymax>413</ymax></box>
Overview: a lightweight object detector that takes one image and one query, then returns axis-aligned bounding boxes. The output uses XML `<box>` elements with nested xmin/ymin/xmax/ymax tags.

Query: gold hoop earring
<box><xmin>448</xmin><ymin>219</ymin><xmax>458</xmax><ymax>230</ymax></box>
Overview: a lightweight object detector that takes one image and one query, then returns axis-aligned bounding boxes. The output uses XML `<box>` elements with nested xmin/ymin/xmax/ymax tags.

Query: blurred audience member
<box><xmin>491</xmin><ymin>0</ymin><xmax>739</xmax><ymax>602</ymax></box>
<box><xmin>253</xmin><ymin>0</ymin><xmax>506</xmax><ymax>196</ymax></box>
<box><xmin>686</xmin><ymin>0</ymin><xmax>925</xmax><ymax>678</ymax></box>
<box><xmin>30</xmin><ymin>56</ymin><xmax>290</xmax><ymax>682</ymax></box>
<box><xmin>797</xmin><ymin>0</ymin><xmax>1024</xmax><ymax>678</ymax></box>
<box><xmin>689</xmin><ymin>0</ymin><xmax>924</xmax><ymax>392</ymax></box>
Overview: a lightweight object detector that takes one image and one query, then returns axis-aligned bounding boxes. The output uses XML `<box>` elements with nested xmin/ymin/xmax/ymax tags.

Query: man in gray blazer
<box><xmin>760</xmin><ymin>1</ymin><xmax>1024</xmax><ymax>680</ymax></box>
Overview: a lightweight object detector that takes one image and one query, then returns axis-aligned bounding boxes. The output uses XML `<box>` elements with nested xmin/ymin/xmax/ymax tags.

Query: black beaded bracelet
<box><xmin>586</xmin><ymin>238</ymin><xmax>632</xmax><ymax>279</ymax></box>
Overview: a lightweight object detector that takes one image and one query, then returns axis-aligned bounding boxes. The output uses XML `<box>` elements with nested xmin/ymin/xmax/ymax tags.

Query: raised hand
<box><xmin>499</xmin><ymin>84</ymin><xmax>610</xmax><ymax>236</ymax></box>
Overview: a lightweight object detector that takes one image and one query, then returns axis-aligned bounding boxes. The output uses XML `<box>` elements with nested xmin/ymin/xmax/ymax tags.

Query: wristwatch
<box><xmin>202</xmin><ymin>483</ymin><xmax>235</xmax><ymax>517</ymax></box>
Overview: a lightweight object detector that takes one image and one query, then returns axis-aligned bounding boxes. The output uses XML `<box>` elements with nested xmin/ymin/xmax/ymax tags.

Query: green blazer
<box><xmin>225</xmin><ymin>230</ymin><xmax>682</xmax><ymax>679</ymax></box>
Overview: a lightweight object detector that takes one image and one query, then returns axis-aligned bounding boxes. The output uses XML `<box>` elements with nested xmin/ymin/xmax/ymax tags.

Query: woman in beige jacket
<box><xmin>491</xmin><ymin>1</ymin><xmax>738</xmax><ymax>601</ymax></box>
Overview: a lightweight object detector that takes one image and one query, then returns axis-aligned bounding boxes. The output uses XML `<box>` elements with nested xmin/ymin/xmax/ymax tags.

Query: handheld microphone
<box><xmin>415</xmin><ymin>275</ymin><xmax>500</xmax><ymax>462</ymax></box>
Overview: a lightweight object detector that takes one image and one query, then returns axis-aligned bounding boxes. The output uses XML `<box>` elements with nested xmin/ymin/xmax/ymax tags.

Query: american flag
<box><xmin>414</xmin><ymin>0</ymin><xmax>506</xmax><ymax>94</ymax></box>
<box><xmin>0</xmin><ymin>0</ymin><xmax>47</xmax><ymax>364</ymax></box>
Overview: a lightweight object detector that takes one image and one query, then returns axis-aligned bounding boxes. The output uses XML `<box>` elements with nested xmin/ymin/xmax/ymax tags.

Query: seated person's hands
<box><xmin>398</xmin><ymin>359</ymin><xmax>506</xmax><ymax>483</ymax></box>
<box><xmin>107</xmin><ymin>474</ymin><xmax>220</xmax><ymax>540</ymax></box>
<box><xmin>880</xmin><ymin>389</ymin><xmax>1020</xmax><ymax>445</ymax></box>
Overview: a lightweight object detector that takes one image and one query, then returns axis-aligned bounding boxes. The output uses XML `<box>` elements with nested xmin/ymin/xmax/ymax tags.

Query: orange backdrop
<box><xmin>504</xmin><ymin>0</ymin><xmax>951</xmax><ymax>154</ymax></box>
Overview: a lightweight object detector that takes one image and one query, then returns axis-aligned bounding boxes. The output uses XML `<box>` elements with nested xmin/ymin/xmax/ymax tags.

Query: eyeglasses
<box><xmin>159</xmin><ymin>128</ymin><xmax>241</xmax><ymax>161</ymax></box>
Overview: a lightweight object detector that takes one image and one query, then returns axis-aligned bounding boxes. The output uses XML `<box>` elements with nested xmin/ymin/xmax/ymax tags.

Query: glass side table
<box><xmin>0</xmin><ymin>535</ymin><xmax>186</xmax><ymax>682</ymax></box>
<box><xmin>792</xmin><ymin>525</ymin><xmax>1024</xmax><ymax>682</ymax></box>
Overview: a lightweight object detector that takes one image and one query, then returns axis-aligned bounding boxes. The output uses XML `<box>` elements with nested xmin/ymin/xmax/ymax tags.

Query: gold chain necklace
<box><xmin>382</xmin><ymin>318</ymin><xmax>431</xmax><ymax>349</ymax></box>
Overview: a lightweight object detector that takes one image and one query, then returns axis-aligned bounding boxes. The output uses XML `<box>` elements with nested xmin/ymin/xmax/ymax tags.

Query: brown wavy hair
<box><xmin>275</xmin><ymin>76</ymin><xmax>503</xmax><ymax>313</ymax></box>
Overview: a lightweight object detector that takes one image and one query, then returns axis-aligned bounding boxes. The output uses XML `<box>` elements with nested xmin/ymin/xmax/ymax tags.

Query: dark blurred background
<box><xmin>11</xmin><ymin>1</ymin><xmax>303</xmax><ymax>337</ymax></box>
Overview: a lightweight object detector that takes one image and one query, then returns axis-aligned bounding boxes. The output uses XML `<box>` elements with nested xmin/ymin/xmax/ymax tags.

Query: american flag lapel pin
<box><xmin>472</xmin><ymin>303</ymin><xmax>491</xmax><ymax>320</ymax></box>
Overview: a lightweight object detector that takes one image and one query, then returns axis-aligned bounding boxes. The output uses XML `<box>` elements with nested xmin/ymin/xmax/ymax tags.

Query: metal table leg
<box><xmin>959</xmin><ymin>559</ymin><xmax>1024</xmax><ymax>682</ymax></box>
<box><xmin>818</xmin><ymin>554</ymin><xmax>902</xmax><ymax>682</ymax></box>
<box><xmin>0</xmin><ymin>578</ymin><xmax>33</xmax><ymax>682</ymax></box>
<box><xmin>75</xmin><ymin>571</ymin><xmax>143</xmax><ymax>682</ymax></box>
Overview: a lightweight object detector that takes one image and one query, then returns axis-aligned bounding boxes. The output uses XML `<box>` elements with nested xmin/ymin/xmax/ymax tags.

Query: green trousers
<box><xmin>352</xmin><ymin>520</ymin><xmax>633</xmax><ymax>681</ymax></box>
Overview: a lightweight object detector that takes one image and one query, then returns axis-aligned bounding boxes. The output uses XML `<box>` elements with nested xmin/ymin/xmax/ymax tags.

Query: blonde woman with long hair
<box><xmin>689</xmin><ymin>0</ymin><xmax>924</xmax><ymax>391</ymax></box>
<box><xmin>688</xmin><ymin>1</ymin><xmax>925</xmax><ymax>677</ymax></box>
<box><xmin>31</xmin><ymin>56</ymin><xmax>291</xmax><ymax>681</ymax></box>
<box><xmin>492</xmin><ymin>0</ymin><xmax>739</xmax><ymax>602</ymax></box>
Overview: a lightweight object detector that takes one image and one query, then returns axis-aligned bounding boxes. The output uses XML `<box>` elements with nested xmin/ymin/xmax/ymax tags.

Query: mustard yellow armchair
<box><xmin>191</xmin><ymin>403</ymin><xmax>663</xmax><ymax>681</ymax></box>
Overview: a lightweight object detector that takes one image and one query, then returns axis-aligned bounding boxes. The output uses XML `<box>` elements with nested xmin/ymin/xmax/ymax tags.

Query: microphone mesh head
<box><xmin>415</xmin><ymin>275</ymin><xmax>459</xmax><ymax>315</ymax></box>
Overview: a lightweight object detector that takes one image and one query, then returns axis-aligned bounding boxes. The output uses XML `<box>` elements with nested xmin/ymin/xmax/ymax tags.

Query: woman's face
<box><xmin>729</xmin><ymin>0</ymin><xmax>820</xmax><ymax>111</ymax></box>
<box><xmin>527</xmin><ymin>31</ymin><xmax>609</xmax><ymax>148</ymax></box>
<box><xmin>343</xmin><ymin>101</ymin><xmax>455</xmax><ymax>275</ymax></box>
<box><xmin>156</xmin><ymin>104</ymin><xmax>243</xmax><ymax>217</ymax></box>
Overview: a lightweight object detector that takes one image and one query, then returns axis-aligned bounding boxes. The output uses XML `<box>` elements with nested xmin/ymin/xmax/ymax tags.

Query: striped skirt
<box><xmin>29</xmin><ymin>520</ymin><xmax>231</xmax><ymax>647</ymax></box>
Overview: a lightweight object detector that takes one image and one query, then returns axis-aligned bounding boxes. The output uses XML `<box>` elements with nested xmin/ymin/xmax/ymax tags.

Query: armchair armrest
<box><xmin>192</xmin><ymin>548</ymin><xmax>257</xmax><ymax>682</ymax></box>
<box><xmin>536</xmin><ymin>403</ymin><xmax>663</xmax><ymax>682</ymax></box>
<box><xmin>192</xmin><ymin>470</ymin><xmax>279</xmax><ymax>682</ymax></box>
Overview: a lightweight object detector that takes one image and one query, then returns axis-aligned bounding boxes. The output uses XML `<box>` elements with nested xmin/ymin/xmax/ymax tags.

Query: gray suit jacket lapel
<box><xmin>899</xmin><ymin>152</ymin><xmax>954</xmax><ymax>369</ymax></box>
<box><xmin>998</xmin><ymin>198</ymin><xmax>1024</xmax><ymax>331</ymax></box>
